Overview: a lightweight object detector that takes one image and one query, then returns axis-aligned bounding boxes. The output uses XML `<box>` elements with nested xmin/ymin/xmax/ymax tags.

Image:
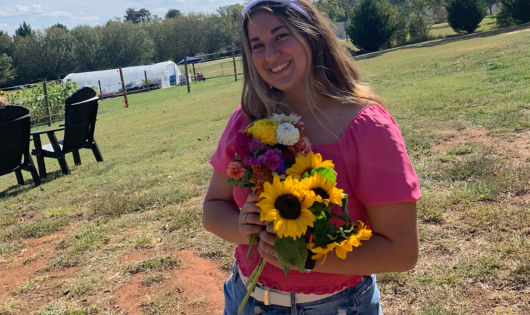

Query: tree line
<box><xmin>0</xmin><ymin>5</ymin><xmax>243</xmax><ymax>87</ymax></box>
<box><xmin>346</xmin><ymin>0</ymin><xmax>529</xmax><ymax>52</ymax></box>
<box><xmin>1</xmin><ymin>0</ymin><xmax>528</xmax><ymax>87</ymax></box>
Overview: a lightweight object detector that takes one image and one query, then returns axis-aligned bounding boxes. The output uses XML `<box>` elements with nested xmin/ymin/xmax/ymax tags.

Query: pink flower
<box><xmin>289</xmin><ymin>136</ymin><xmax>312</xmax><ymax>156</ymax></box>
<box><xmin>227</xmin><ymin>161</ymin><xmax>246</xmax><ymax>180</ymax></box>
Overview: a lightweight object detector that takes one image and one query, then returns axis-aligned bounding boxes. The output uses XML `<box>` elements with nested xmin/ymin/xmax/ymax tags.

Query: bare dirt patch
<box><xmin>0</xmin><ymin>233</ymin><xmax>61</xmax><ymax>298</ymax></box>
<box><xmin>432</xmin><ymin>128</ymin><xmax>530</xmax><ymax>161</ymax></box>
<box><xmin>114</xmin><ymin>248</ymin><xmax>229</xmax><ymax>314</ymax></box>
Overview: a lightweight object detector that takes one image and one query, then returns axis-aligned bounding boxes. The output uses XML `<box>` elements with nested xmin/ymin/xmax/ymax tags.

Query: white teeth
<box><xmin>271</xmin><ymin>62</ymin><xmax>290</xmax><ymax>73</ymax></box>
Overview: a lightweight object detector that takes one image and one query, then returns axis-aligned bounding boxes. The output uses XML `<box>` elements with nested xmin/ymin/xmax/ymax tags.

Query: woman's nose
<box><xmin>265</xmin><ymin>44</ymin><xmax>280</xmax><ymax>62</ymax></box>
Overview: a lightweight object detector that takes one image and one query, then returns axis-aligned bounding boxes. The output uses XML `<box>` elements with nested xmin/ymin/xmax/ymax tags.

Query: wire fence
<box><xmin>0</xmin><ymin>50</ymin><xmax>246</xmax><ymax>127</ymax></box>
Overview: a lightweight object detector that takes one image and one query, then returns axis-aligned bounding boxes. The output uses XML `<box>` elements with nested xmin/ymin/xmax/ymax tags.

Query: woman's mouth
<box><xmin>270</xmin><ymin>61</ymin><xmax>291</xmax><ymax>73</ymax></box>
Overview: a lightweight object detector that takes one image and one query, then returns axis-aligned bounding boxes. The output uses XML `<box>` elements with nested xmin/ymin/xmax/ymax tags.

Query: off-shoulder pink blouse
<box><xmin>209</xmin><ymin>105</ymin><xmax>421</xmax><ymax>294</ymax></box>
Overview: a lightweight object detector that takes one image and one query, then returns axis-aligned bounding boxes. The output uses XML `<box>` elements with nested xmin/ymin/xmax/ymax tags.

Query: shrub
<box><xmin>407</xmin><ymin>14</ymin><xmax>431</xmax><ymax>43</ymax></box>
<box><xmin>496</xmin><ymin>0</ymin><xmax>530</xmax><ymax>27</ymax></box>
<box><xmin>347</xmin><ymin>0</ymin><xmax>396</xmax><ymax>52</ymax></box>
<box><xmin>446</xmin><ymin>0</ymin><xmax>487</xmax><ymax>34</ymax></box>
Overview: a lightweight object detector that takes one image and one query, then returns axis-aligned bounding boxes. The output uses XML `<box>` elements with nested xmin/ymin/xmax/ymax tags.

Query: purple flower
<box><xmin>278</xmin><ymin>158</ymin><xmax>287</xmax><ymax>174</ymax></box>
<box><xmin>249</xmin><ymin>138</ymin><xmax>265</xmax><ymax>153</ymax></box>
<box><xmin>234</xmin><ymin>132</ymin><xmax>250</xmax><ymax>157</ymax></box>
<box><xmin>262</xmin><ymin>148</ymin><xmax>282</xmax><ymax>171</ymax></box>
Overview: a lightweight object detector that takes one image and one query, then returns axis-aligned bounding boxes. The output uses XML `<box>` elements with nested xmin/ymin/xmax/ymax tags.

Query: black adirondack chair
<box><xmin>0</xmin><ymin>105</ymin><xmax>41</xmax><ymax>186</ymax></box>
<box><xmin>31</xmin><ymin>87</ymin><xmax>104</xmax><ymax>177</ymax></box>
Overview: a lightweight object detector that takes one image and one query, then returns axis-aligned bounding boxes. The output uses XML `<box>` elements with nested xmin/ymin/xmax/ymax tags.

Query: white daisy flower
<box><xmin>270</xmin><ymin>113</ymin><xmax>302</xmax><ymax>125</ymax></box>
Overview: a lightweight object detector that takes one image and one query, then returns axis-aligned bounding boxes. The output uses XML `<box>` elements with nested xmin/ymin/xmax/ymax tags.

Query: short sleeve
<box><xmin>345</xmin><ymin>106</ymin><xmax>421</xmax><ymax>206</ymax></box>
<box><xmin>209</xmin><ymin>106</ymin><xmax>251</xmax><ymax>175</ymax></box>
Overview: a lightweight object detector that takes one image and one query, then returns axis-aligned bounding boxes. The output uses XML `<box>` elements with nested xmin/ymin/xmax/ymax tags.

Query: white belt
<box><xmin>237</xmin><ymin>267</ymin><xmax>345</xmax><ymax>307</ymax></box>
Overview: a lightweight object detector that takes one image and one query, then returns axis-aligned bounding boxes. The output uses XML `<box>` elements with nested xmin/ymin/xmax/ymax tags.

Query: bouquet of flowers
<box><xmin>227</xmin><ymin>114</ymin><xmax>372</xmax><ymax>313</ymax></box>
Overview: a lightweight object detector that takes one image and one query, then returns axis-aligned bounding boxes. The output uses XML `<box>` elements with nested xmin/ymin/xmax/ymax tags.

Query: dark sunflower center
<box><xmin>312</xmin><ymin>188</ymin><xmax>329</xmax><ymax>199</ymax></box>
<box><xmin>274</xmin><ymin>194</ymin><xmax>302</xmax><ymax>219</ymax></box>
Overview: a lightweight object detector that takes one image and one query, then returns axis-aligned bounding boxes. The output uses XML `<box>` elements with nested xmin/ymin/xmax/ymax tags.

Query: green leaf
<box><xmin>311</xmin><ymin>166</ymin><xmax>337</xmax><ymax>183</ymax></box>
<box><xmin>313</xmin><ymin>219</ymin><xmax>338</xmax><ymax>248</ymax></box>
<box><xmin>275</xmin><ymin>236</ymin><xmax>308</xmax><ymax>276</ymax></box>
<box><xmin>227</xmin><ymin>178</ymin><xmax>239</xmax><ymax>187</ymax></box>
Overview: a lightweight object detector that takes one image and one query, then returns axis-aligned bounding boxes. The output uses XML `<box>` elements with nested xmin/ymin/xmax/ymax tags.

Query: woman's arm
<box><xmin>202</xmin><ymin>171</ymin><xmax>266</xmax><ymax>245</ymax></box>
<box><xmin>257</xmin><ymin>202</ymin><xmax>419</xmax><ymax>275</ymax></box>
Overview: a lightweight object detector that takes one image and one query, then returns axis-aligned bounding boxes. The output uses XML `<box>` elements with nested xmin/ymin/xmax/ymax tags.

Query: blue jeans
<box><xmin>224</xmin><ymin>263</ymin><xmax>383</xmax><ymax>315</ymax></box>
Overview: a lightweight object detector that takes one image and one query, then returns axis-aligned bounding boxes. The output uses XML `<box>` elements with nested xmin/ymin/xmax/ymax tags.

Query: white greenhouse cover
<box><xmin>63</xmin><ymin>61</ymin><xmax>182</xmax><ymax>96</ymax></box>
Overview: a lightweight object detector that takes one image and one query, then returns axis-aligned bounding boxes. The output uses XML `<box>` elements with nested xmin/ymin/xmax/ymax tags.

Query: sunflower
<box><xmin>257</xmin><ymin>175</ymin><xmax>315</xmax><ymax>239</ymax></box>
<box><xmin>299</xmin><ymin>173</ymin><xmax>344</xmax><ymax>207</ymax></box>
<box><xmin>310</xmin><ymin>242</ymin><xmax>338</xmax><ymax>264</ymax></box>
<box><xmin>285</xmin><ymin>152</ymin><xmax>334</xmax><ymax>180</ymax></box>
<box><xmin>348</xmin><ymin>221</ymin><xmax>372</xmax><ymax>247</ymax></box>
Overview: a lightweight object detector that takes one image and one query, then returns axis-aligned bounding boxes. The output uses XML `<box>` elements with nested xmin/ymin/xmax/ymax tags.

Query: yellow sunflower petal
<box><xmin>261</xmin><ymin>209</ymin><xmax>279</xmax><ymax>222</ymax></box>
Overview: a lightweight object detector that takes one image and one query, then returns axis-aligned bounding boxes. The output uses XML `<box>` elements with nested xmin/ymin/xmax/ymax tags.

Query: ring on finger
<box><xmin>244</xmin><ymin>213</ymin><xmax>250</xmax><ymax>224</ymax></box>
<box><xmin>269</xmin><ymin>247</ymin><xmax>274</xmax><ymax>256</ymax></box>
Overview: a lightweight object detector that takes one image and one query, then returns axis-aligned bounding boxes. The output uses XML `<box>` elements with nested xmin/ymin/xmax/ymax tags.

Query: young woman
<box><xmin>202</xmin><ymin>1</ymin><xmax>421</xmax><ymax>314</ymax></box>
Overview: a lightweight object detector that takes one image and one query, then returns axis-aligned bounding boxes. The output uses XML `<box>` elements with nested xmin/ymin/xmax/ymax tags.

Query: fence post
<box><xmin>192</xmin><ymin>63</ymin><xmax>197</xmax><ymax>84</ymax></box>
<box><xmin>221</xmin><ymin>63</ymin><xmax>224</xmax><ymax>76</ymax></box>
<box><xmin>119</xmin><ymin>67</ymin><xmax>129</xmax><ymax>108</ymax></box>
<box><xmin>43</xmin><ymin>81</ymin><xmax>52</xmax><ymax>126</ymax></box>
<box><xmin>232</xmin><ymin>51</ymin><xmax>238</xmax><ymax>82</ymax></box>
<box><xmin>98</xmin><ymin>80</ymin><xmax>103</xmax><ymax>101</ymax></box>
<box><xmin>144</xmin><ymin>70</ymin><xmax>150</xmax><ymax>92</ymax></box>
<box><xmin>184</xmin><ymin>57</ymin><xmax>190</xmax><ymax>93</ymax></box>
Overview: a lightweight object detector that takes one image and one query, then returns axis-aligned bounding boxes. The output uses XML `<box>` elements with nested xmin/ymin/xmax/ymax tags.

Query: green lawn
<box><xmin>430</xmin><ymin>15</ymin><xmax>497</xmax><ymax>37</ymax></box>
<box><xmin>1</xmin><ymin>28</ymin><xmax>529</xmax><ymax>314</ymax></box>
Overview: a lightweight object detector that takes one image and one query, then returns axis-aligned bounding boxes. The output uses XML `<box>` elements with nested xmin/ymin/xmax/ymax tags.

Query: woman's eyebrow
<box><xmin>249</xmin><ymin>25</ymin><xmax>286</xmax><ymax>42</ymax></box>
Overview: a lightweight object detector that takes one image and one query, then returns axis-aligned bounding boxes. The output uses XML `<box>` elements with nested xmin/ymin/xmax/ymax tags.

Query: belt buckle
<box><xmin>263</xmin><ymin>287</ymin><xmax>270</xmax><ymax>306</ymax></box>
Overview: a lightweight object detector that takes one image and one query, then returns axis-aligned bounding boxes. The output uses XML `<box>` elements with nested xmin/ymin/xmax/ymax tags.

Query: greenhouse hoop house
<box><xmin>63</xmin><ymin>61</ymin><xmax>182</xmax><ymax>97</ymax></box>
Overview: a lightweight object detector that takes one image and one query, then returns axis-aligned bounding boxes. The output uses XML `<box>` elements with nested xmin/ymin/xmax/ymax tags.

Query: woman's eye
<box><xmin>276</xmin><ymin>33</ymin><xmax>288</xmax><ymax>40</ymax></box>
<box><xmin>252</xmin><ymin>43</ymin><xmax>263</xmax><ymax>50</ymax></box>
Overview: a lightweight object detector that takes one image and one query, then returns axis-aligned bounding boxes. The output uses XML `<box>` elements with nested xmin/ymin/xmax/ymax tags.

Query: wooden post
<box><xmin>98</xmin><ymin>80</ymin><xmax>103</xmax><ymax>101</ymax></box>
<box><xmin>43</xmin><ymin>81</ymin><xmax>51</xmax><ymax>126</ymax></box>
<box><xmin>221</xmin><ymin>63</ymin><xmax>224</xmax><ymax>76</ymax></box>
<box><xmin>119</xmin><ymin>67</ymin><xmax>128</xmax><ymax>108</ymax></box>
<box><xmin>144</xmin><ymin>70</ymin><xmax>150</xmax><ymax>92</ymax></box>
<box><xmin>184</xmin><ymin>57</ymin><xmax>190</xmax><ymax>93</ymax></box>
<box><xmin>192</xmin><ymin>63</ymin><xmax>197</xmax><ymax>84</ymax></box>
<box><xmin>232</xmin><ymin>51</ymin><xmax>238</xmax><ymax>82</ymax></box>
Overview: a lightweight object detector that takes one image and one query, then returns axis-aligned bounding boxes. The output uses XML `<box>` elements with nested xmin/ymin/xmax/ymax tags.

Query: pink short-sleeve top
<box><xmin>209</xmin><ymin>105</ymin><xmax>421</xmax><ymax>294</ymax></box>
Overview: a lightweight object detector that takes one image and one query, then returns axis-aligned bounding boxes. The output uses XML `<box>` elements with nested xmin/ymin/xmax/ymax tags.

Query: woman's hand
<box><xmin>239</xmin><ymin>193</ymin><xmax>266</xmax><ymax>243</ymax></box>
<box><xmin>257</xmin><ymin>223</ymin><xmax>283</xmax><ymax>268</ymax></box>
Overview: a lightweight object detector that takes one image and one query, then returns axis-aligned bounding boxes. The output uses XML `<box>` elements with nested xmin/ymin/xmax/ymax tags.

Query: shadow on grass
<box><xmin>355</xmin><ymin>23</ymin><xmax>530</xmax><ymax>61</ymax></box>
<box><xmin>0</xmin><ymin>169</ymin><xmax>66</xmax><ymax>198</ymax></box>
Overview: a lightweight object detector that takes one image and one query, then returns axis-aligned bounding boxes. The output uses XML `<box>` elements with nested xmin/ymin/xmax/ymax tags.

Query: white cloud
<box><xmin>0</xmin><ymin>4</ymin><xmax>44</xmax><ymax>17</ymax></box>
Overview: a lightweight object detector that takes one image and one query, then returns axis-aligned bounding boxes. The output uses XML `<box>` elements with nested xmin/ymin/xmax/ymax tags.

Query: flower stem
<box><xmin>238</xmin><ymin>258</ymin><xmax>266</xmax><ymax>314</ymax></box>
<box><xmin>329</xmin><ymin>211</ymin><xmax>349</xmax><ymax>223</ymax></box>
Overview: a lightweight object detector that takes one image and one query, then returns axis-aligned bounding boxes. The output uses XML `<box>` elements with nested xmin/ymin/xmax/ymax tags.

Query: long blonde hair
<box><xmin>240</xmin><ymin>0</ymin><xmax>385</xmax><ymax>121</ymax></box>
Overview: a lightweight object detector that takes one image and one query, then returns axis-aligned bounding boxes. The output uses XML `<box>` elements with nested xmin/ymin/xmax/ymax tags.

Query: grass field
<box><xmin>1</xmin><ymin>27</ymin><xmax>529</xmax><ymax>314</ymax></box>
<box><xmin>430</xmin><ymin>16</ymin><xmax>497</xmax><ymax>37</ymax></box>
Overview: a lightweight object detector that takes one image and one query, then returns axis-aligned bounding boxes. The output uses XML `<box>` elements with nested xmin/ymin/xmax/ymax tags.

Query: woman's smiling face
<box><xmin>246</xmin><ymin>11</ymin><xmax>309</xmax><ymax>95</ymax></box>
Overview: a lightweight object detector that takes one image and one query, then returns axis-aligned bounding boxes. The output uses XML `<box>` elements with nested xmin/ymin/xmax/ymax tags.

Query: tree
<box><xmin>51</xmin><ymin>23</ymin><xmax>68</xmax><ymax>31</ymax></box>
<box><xmin>496</xmin><ymin>0</ymin><xmax>530</xmax><ymax>26</ymax></box>
<box><xmin>124</xmin><ymin>8</ymin><xmax>152</xmax><ymax>23</ymax></box>
<box><xmin>41</xmin><ymin>26</ymin><xmax>75</xmax><ymax>79</ymax></box>
<box><xmin>0</xmin><ymin>54</ymin><xmax>15</xmax><ymax>81</ymax></box>
<box><xmin>446</xmin><ymin>0</ymin><xmax>486</xmax><ymax>34</ymax></box>
<box><xmin>12</xmin><ymin>34</ymin><xmax>42</xmax><ymax>82</ymax></box>
<box><xmin>314</xmin><ymin>0</ymin><xmax>347</xmax><ymax>22</ymax></box>
<box><xmin>0</xmin><ymin>32</ymin><xmax>13</xmax><ymax>56</ymax></box>
<box><xmin>100</xmin><ymin>21</ymin><xmax>154</xmax><ymax>67</ymax></box>
<box><xmin>15</xmin><ymin>22</ymin><xmax>32</xmax><ymax>38</ymax></box>
<box><xmin>71</xmin><ymin>25</ymin><xmax>103</xmax><ymax>71</ymax></box>
<box><xmin>165</xmin><ymin>9</ymin><xmax>182</xmax><ymax>19</ymax></box>
<box><xmin>483</xmin><ymin>0</ymin><xmax>497</xmax><ymax>15</ymax></box>
<box><xmin>347</xmin><ymin>0</ymin><xmax>396</xmax><ymax>52</ymax></box>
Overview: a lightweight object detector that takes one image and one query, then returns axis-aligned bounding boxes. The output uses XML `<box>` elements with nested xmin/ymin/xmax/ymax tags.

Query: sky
<box><xmin>0</xmin><ymin>0</ymin><xmax>246</xmax><ymax>35</ymax></box>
